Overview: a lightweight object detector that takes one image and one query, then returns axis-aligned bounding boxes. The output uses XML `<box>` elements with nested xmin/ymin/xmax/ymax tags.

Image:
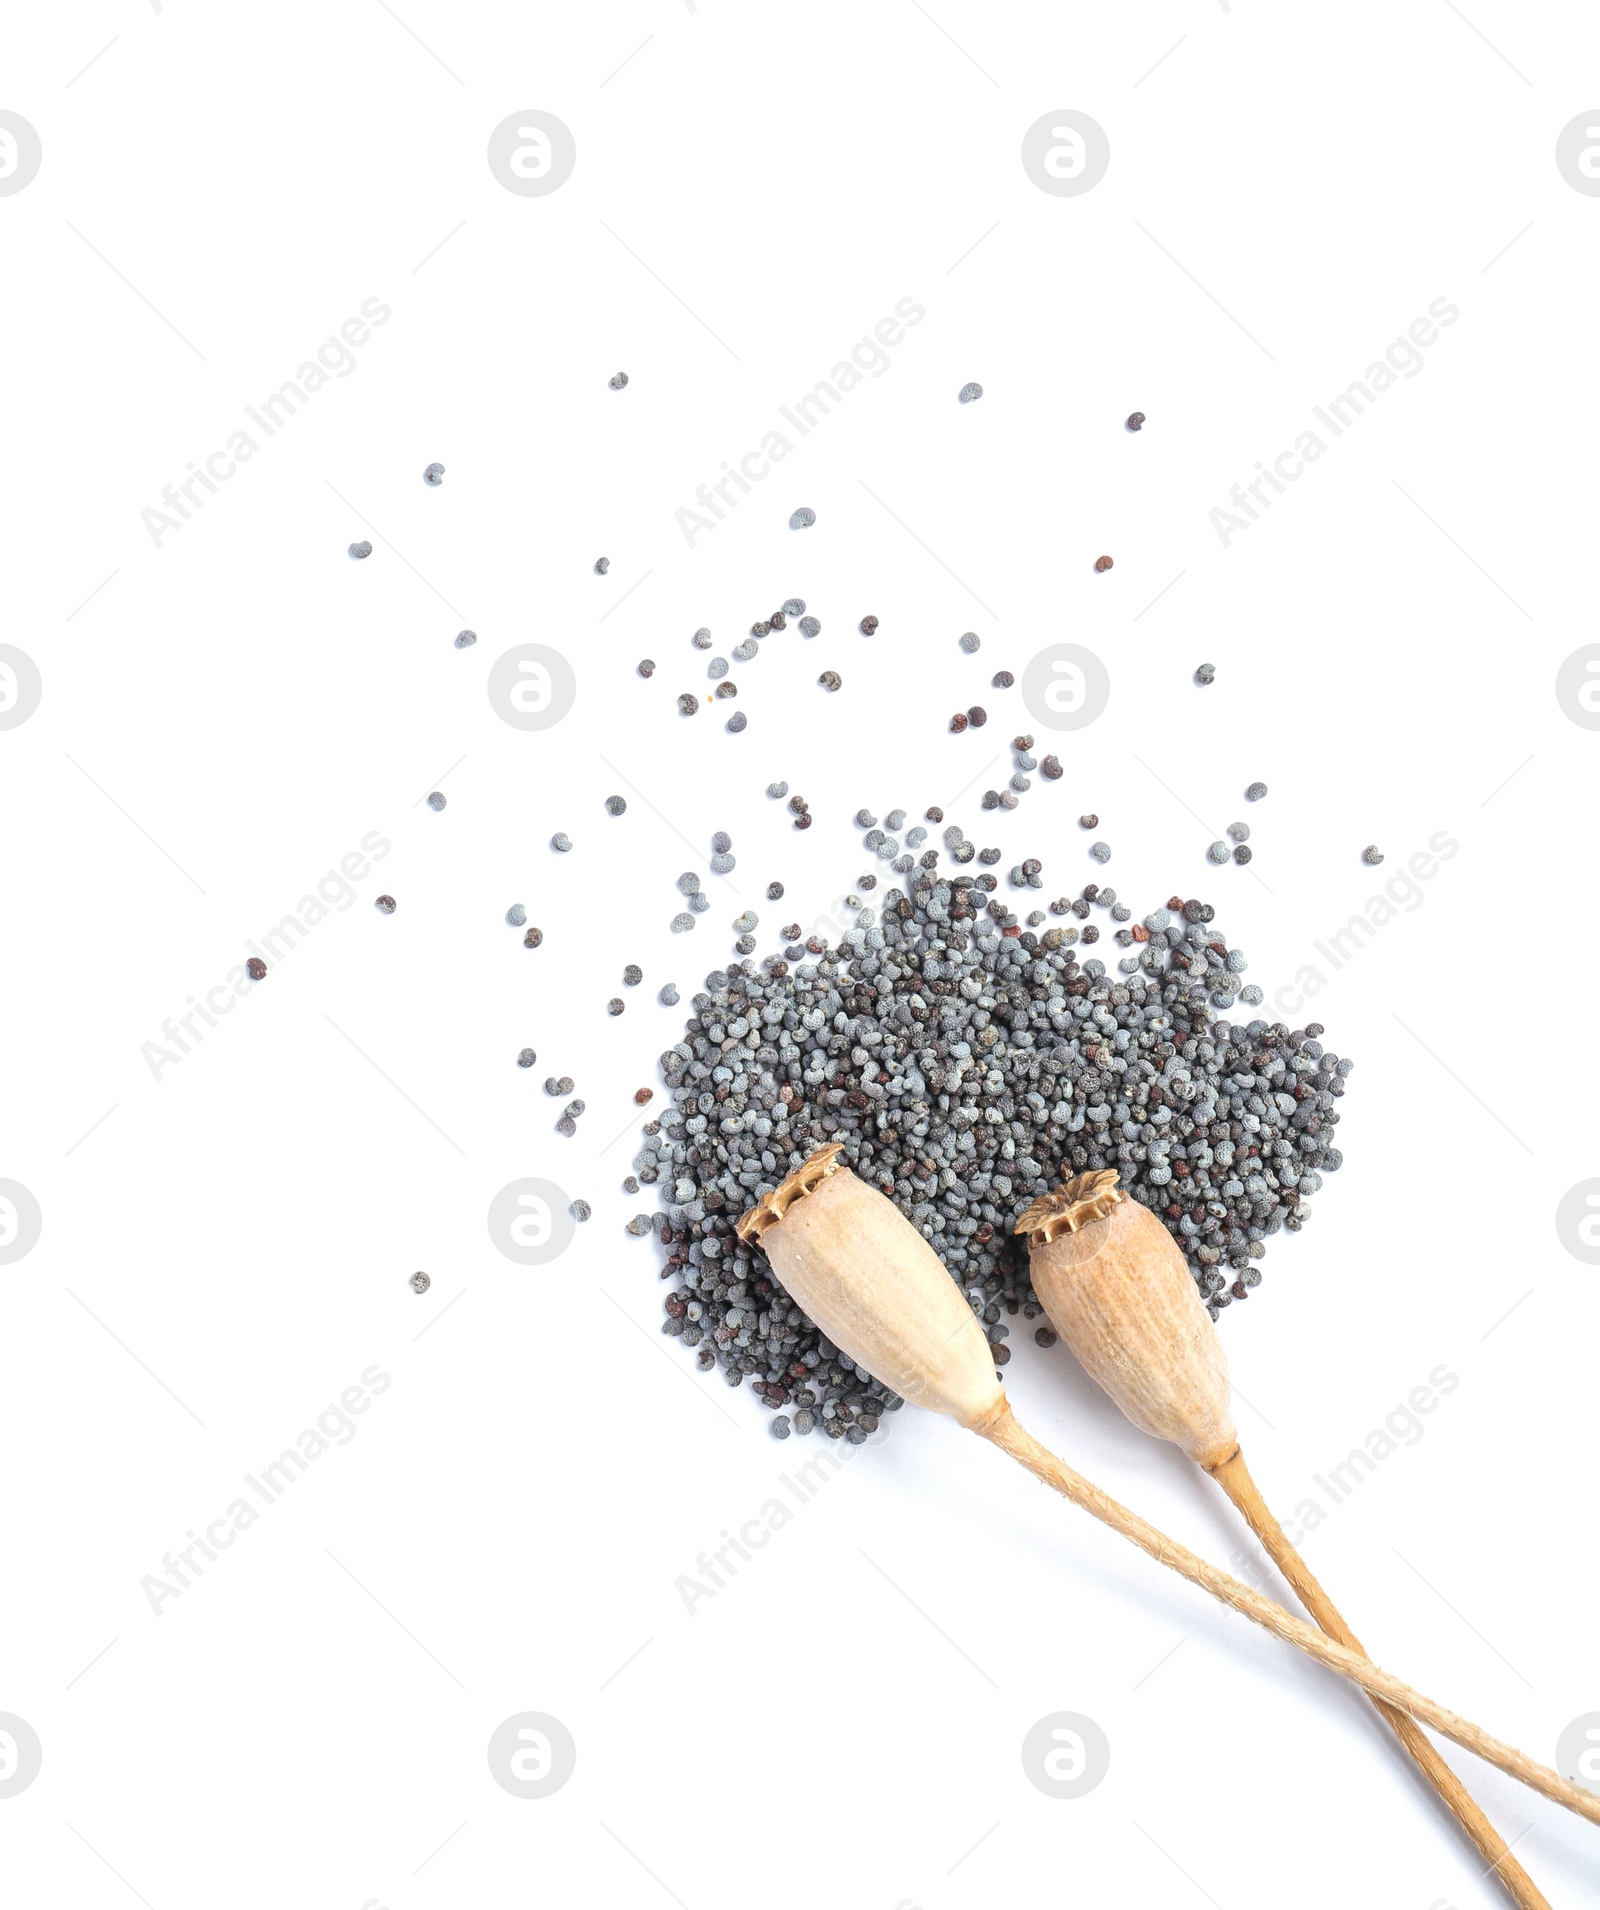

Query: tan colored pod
<box><xmin>1017</xmin><ymin>1170</ymin><xmax>1238</xmax><ymax>1467</ymax></box>
<box><xmin>737</xmin><ymin>1144</ymin><xmax>1003</xmax><ymax>1430</ymax></box>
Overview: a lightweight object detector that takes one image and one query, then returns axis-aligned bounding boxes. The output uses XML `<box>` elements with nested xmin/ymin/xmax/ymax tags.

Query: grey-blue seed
<box><xmin>1194</xmin><ymin>663</ymin><xmax>1216</xmax><ymax>686</ymax></box>
<box><xmin>733</xmin><ymin>912</ymin><xmax>757</xmax><ymax>932</ymax></box>
<box><xmin>605</xmin><ymin>795</ymin><xmax>626</xmax><ymax>816</ymax></box>
<box><xmin>517</xmin><ymin>1048</ymin><xmax>536</xmax><ymax>1068</ymax></box>
<box><xmin>1361</xmin><ymin>845</ymin><xmax>1384</xmax><ymax>865</ymax></box>
<box><xmin>708</xmin><ymin>657</ymin><xmax>729</xmax><ymax>679</ymax></box>
<box><xmin>726</xmin><ymin>712</ymin><xmax>747</xmax><ymax>732</ymax></box>
<box><xmin>671</xmin><ymin>913</ymin><xmax>694</xmax><ymax>932</ymax></box>
<box><xmin>569</xmin><ymin>1199</ymin><xmax>591</xmax><ymax>1222</ymax></box>
<box><xmin>423</xmin><ymin>463</ymin><xmax>444</xmax><ymax>485</ymax></box>
<box><xmin>959</xmin><ymin>632</ymin><xmax>981</xmax><ymax>653</ymax></box>
<box><xmin>692</xmin><ymin>628</ymin><xmax>713</xmax><ymax>649</ymax></box>
<box><xmin>658</xmin><ymin>982</ymin><xmax>680</xmax><ymax>1005</ymax></box>
<box><xmin>711</xmin><ymin>831</ymin><xmax>732</xmax><ymax>854</ymax></box>
<box><xmin>1246</xmin><ymin>781</ymin><xmax>1268</xmax><ymax>801</ymax></box>
<box><xmin>608</xmin><ymin>371</ymin><xmax>629</xmax><ymax>390</ymax></box>
<box><xmin>783</xmin><ymin>598</ymin><xmax>805</xmax><ymax>617</ymax></box>
<box><xmin>593</xmin><ymin>556</ymin><xmax>610</xmax><ymax>575</ymax></box>
<box><xmin>855</xmin><ymin>810</ymin><xmax>878</xmax><ymax>829</ymax></box>
<box><xmin>426</xmin><ymin>792</ymin><xmax>446</xmax><ymax>811</ymax></box>
<box><xmin>625</xmin><ymin>1214</ymin><xmax>651</xmax><ymax>1237</ymax></box>
<box><xmin>550</xmin><ymin>833</ymin><xmax>571</xmax><ymax>853</ymax></box>
<box><xmin>885</xmin><ymin>809</ymin><xmax>906</xmax><ymax>830</ymax></box>
<box><xmin>623</xmin><ymin>964</ymin><xmax>642</xmax><ymax>985</ymax></box>
<box><xmin>770</xmin><ymin>1414</ymin><xmax>792</xmax><ymax>1439</ymax></box>
<box><xmin>798</xmin><ymin>616</ymin><xmax>821</xmax><ymax>638</ymax></box>
<box><xmin>1090</xmin><ymin>841</ymin><xmax>1111</xmax><ymax>863</ymax></box>
<box><xmin>1207</xmin><ymin>842</ymin><xmax>1230</xmax><ymax>864</ymax></box>
<box><xmin>678</xmin><ymin>693</ymin><xmax>699</xmax><ymax>716</ymax></box>
<box><xmin>556</xmin><ymin>1115</ymin><xmax>576</xmax><ymax>1136</ymax></box>
<box><xmin>958</xmin><ymin>382</ymin><xmax>983</xmax><ymax>403</ymax></box>
<box><xmin>349</xmin><ymin>540</ymin><xmax>372</xmax><ymax>560</ymax></box>
<box><xmin>1227</xmin><ymin>821</ymin><xmax>1249</xmax><ymax>842</ymax></box>
<box><xmin>710</xmin><ymin>852</ymin><xmax>735</xmax><ymax>874</ymax></box>
<box><xmin>454</xmin><ymin>629</ymin><xmax>476</xmax><ymax>648</ymax></box>
<box><xmin>789</xmin><ymin>507</ymin><xmax>816</xmax><ymax>529</ymax></box>
<box><xmin>688</xmin><ymin>892</ymin><xmax>710</xmax><ymax>912</ymax></box>
<box><xmin>411</xmin><ymin>1271</ymin><xmax>431</xmax><ymax>1293</ymax></box>
<box><xmin>565</xmin><ymin>1099</ymin><xmax>586</xmax><ymax>1118</ymax></box>
<box><xmin>793</xmin><ymin>1408</ymin><xmax>817</xmax><ymax>1435</ymax></box>
<box><xmin>767</xmin><ymin>781</ymin><xmax>789</xmax><ymax>799</ymax></box>
<box><xmin>507</xmin><ymin>904</ymin><xmax>527</xmax><ymax>926</ymax></box>
<box><xmin>677</xmin><ymin>871</ymin><xmax>700</xmax><ymax>895</ymax></box>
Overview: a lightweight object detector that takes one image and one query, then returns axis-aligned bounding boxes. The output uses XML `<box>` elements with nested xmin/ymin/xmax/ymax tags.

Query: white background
<box><xmin>4</xmin><ymin>4</ymin><xmax>1599</xmax><ymax>1906</ymax></box>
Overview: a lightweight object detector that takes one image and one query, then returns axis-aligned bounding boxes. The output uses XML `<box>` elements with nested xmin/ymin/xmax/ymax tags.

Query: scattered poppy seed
<box><xmin>246</xmin><ymin>957</ymin><xmax>267</xmax><ymax>980</ymax></box>
<box><xmin>454</xmin><ymin>629</ymin><xmax>477</xmax><ymax>649</ymax></box>
<box><xmin>711</xmin><ymin>831</ymin><xmax>732</xmax><ymax>854</ymax></box>
<box><xmin>992</xmin><ymin>669</ymin><xmax>1015</xmax><ymax>688</ymax></box>
<box><xmin>1362</xmin><ymin>845</ymin><xmax>1384</xmax><ymax>865</ymax></box>
<box><xmin>692</xmin><ymin>628</ymin><xmax>713</xmax><ymax>650</ymax></box>
<box><xmin>1233</xmin><ymin>845</ymin><xmax>1253</xmax><ymax>864</ymax></box>
<box><xmin>605</xmin><ymin>795</ymin><xmax>627</xmax><ymax>816</ymax></box>
<box><xmin>959</xmin><ymin>631</ymin><xmax>981</xmax><ymax>654</ymax></box>
<box><xmin>1194</xmin><ymin>663</ymin><xmax>1216</xmax><ymax>686</ymax></box>
<box><xmin>678</xmin><ymin>693</ymin><xmax>699</xmax><ymax>716</ymax></box>
<box><xmin>732</xmin><ymin>640</ymin><xmax>757</xmax><ymax>662</ymax></box>
<box><xmin>793</xmin><ymin>812</ymin><xmax>813</xmax><ymax>830</ymax></box>
<box><xmin>623</xmin><ymin>964</ymin><xmax>643</xmax><ymax>986</ymax></box>
<box><xmin>1207</xmin><ymin>841</ymin><xmax>1230</xmax><ymax>864</ymax></box>
<box><xmin>608</xmin><ymin>371</ymin><xmax>629</xmax><ymax>390</ymax></box>
<box><xmin>634</xmin><ymin>1088</ymin><xmax>653</xmax><ymax>1106</ymax></box>
<box><xmin>926</xmin><ymin>806</ymin><xmax>943</xmax><ymax>822</ymax></box>
<box><xmin>507</xmin><ymin>904</ymin><xmax>527</xmax><ymax>927</ymax></box>
<box><xmin>1125</xmin><ymin>412</ymin><xmax>1145</xmax><ymax>432</ymax></box>
<box><xmin>625</xmin><ymin>1214</ymin><xmax>651</xmax><ymax>1237</ymax></box>
<box><xmin>770</xmin><ymin>612</ymin><xmax>788</xmax><ymax>631</ymax></box>
<box><xmin>411</xmin><ymin>1271</ymin><xmax>431</xmax><ymax>1293</ymax></box>
<box><xmin>688</xmin><ymin>893</ymin><xmax>710</xmax><ymax>913</ymax></box>
<box><xmin>789</xmin><ymin>507</ymin><xmax>816</xmax><ymax>529</ymax></box>
<box><xmin>607</xmin><ymin>998</ymin><xmax>625</xmax><ymax>1015</ymax></box>
<box><xmin>798</xmin><ymin>616</ymin><xmax>821</xmax><ymax>638</ymax></box>
<box><xmin>1227</xmin><ymin>821</ymin><xmax>1249</xmax><ymax>843</ymax></box>
<box><xmin>517</xmin><ymin>1048</ymin><xmax>537</xmax><ymax>1068</ymax></box>
<box><xmin>423</xmin><ymin>463</ymin><xmax>445</xmax><ymax>485</ymax></box>
<box><xmin>1094</xmin><ymin>555</ymin><xmax>1114</xmax><ymax>573</ymax></box>
<box><xmin>569</xmin><ymin>1200</ymin><xmax>592</xmax><ymax>1224</ymax></box>
<box><xmin>524</xmin><ymin>927</ymin><xmax>543</xmax><ymax>948</ymax></box>
<box><xmin>714</xmin><ymin>682</ymin><xmax>737</xmax><ymax>701</ymax></box>
<box><xmin>710</xmin><ymin>851</ymin><xmax>736</xmax><ymax>874</ymax></box>
<box><xmin>594</xmin><ymin>557</ymin><xmax>610</xmax><ymax>575</ymax></box>
<box><xmin>959</xmin><ymin>382</ymin><xmax>983</xmax><ymax>403</ymax></box>
<box><xmin>859</xmin><ymin>615</ymin><xmax>879</xmax><ymax>636</ymax></box>
<box><xmin>349</xmin><ymin>541</ymin><xmax>372</xmax><ymax>560</ymax></box>
<box><xmin>1090</xmin><ymin>841</ymin><xmax>1111</xmax><ymax>863</ymax></box>
<box><xmin>726</xmin><ymin>712</ymin><xmax>748</xmax><ymax>733</ymax></box>
<box><xmin>557</xmin><ymin>1115</ymin><xmax>576</xmax><ymax>1136</ymax></box>
<box><xmin>544</xmin><ymin>1076</ymin><xmax>573</xmax><ymax>1096</ymax></box>
<box><xmin>658</xmin><ymin>983</ymin><xmax>680</xmax><ymax>1006</ymax></box>
<box><xmin>426</xmin><ymin>791</ymin><xmax>446</xmax><ymax>811</ymax></box>
<box><xmin>967</xmin><ymin>706</ymin><xmax>987</xmax><ymax>727</ymax></box>
<box><xmin>637</xmin><ymin>659</ymin><xmax>655</xmax><ymax>678</ymax></box>
<box><xmin>1041</xmin><ymin>755</ymin><xmax>1062</xmax><ymax>780</ymax></box>
<box><xmin>1246</xmin><ymin>781</ymin><xmax>1268</xmax><ymax>801</ymax></box>
<box><xmin>551</xmin><ymin>833</ymin><xmax>572</xmax><ymax>853</ymax></box>
<box><xmin>375</xmin><ymin>894</ymin><xmax>396</xmax><ymax>914</ymax></box>
<box><xmin>767</xmin><ymin>882</ymin><xmax>784</xmax><ymax>900</ymax></box>
<box><xmin>766</xmin><ymin>782</ymin><xmax>789</xmax><ymax>799</ymax></box>
<box><xmin>752</xmin><ymin>621</ymin><xmax>772</xmax><ymax>638</ymax></box>
<box><xmin>818</xmin><ymin>670</ymin><xmax>841</xmax><ymax>692</ymax></box>
<box><xmin>783</xmin><ymin>598</ymin><xmax>805</xmax><ymax>617</ymax></box>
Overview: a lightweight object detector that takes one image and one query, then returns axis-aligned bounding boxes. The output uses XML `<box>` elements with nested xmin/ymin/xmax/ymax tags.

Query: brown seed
<box><xmin>859</xmin><ymin>615</ymin><xmax>879</xmax><ymax>636</ymax></box>
<box><xmin>1079</xmin><ymin>813</ymin><xmax>1099</xmax><ymax>829</ymax></box>
<box><xmin>949</xmin><ymin>712</ymin><xmax>968</xmax><ymax>733</ymax></box>
<box><xmin>246</xmin><ymin>957</ymin><xmax>267</xmax><ymax>980</ymax></box>
<box><xmin>634</xmin><ymin>1087</ymin><xmax>654</xmax><ymax>1105</ymax></box>
<box><xmin>967</xmin><ymin>706</ymin><xmax>987</xmax><ymax>727</ymax></box>
<box><xmin>1094</xmin><ymin>555</ymin><xmax>1114</xmax><ymax>573</ymax></box>
<box><xmin>769</xmin><ymin>611</ymin><xmax>787</xmax><ymax>631</ymax></box>
<box><xmin>752</xmin><ymin>621</ymin><xmax>772</xmax><ymax>638</ymax></box>
<box><xmin>607</xmin><ymin>998</ymin><xmax>625</xmax><ymax>1016</ymax></box>
<box><xmin>793</xmin><ymin>813</ymin><xmax>812</xmax><ymax>831</ymax></box>
<box><xmin>523</xmin><ymin>926</ymin><xmax>544</xmax><ymax>948</ymax></box>
<box><xmin>925</xmin><ymin>806</ymin><xmax>944</xmax><ymax>822</ymax></box>
<box><xmin>1013</xmin><ymin>733</ymin><xmax>1034</xmax><ymax>751</ymax></box>
<box><xmin>375</xmin><ymin>895</ymin><xmax>396</xmax><ymax>914</ymax></box>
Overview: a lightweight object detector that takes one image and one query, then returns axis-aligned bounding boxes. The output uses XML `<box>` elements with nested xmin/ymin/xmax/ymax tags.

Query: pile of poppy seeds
<box><xmin>635</xmin><ymin>821</ymin><xmax>1354</xmax><ymax>1439</ymax></box>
